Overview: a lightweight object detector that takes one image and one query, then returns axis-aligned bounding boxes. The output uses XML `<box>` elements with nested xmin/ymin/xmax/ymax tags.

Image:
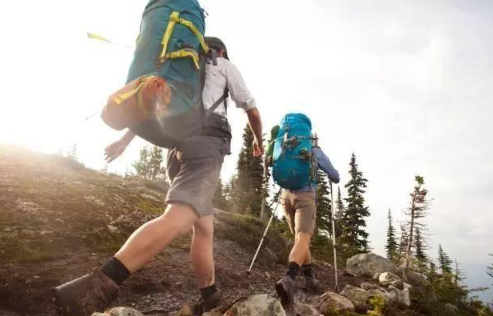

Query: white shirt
<box><xmin>202</xmin><ymin>57</ymin><xmax>257</xmax><ymax>117</ymax></box>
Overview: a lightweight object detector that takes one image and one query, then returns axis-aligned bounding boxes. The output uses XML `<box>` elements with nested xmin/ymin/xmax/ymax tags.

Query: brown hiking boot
<box><xmin>275</xmin><ymin>276</ymin><xmax>298</xmax><ymax>307</ymax></box>
<box><xmin>54</xmin><ymin>270</ymin><xmax>119</xmax><ymax>316</ymax></box>
<box><xmin>304</xmin><ymin>276</ymin><xmax>320</xmax><ymax>293</ymax></box>
<box><xmin>192</xmin><ymin>291</ymin><xmax>222</xmax><ymax>316</ymax></box>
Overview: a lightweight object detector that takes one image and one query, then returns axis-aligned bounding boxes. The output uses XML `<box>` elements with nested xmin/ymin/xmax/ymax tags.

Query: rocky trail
<box><xmin>0</xmin><ymin>146</ymin><xmax>426</xmax><ymax>316</ymax></box>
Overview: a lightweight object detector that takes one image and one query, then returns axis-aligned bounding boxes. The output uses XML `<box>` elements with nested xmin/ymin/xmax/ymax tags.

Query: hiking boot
<box><xmin>192</xmin><ymin>291</ymin><xmax>222</xmax><ymax>316</ymax></box>
<box><xmin>304</xmin><ymin>276</ymin><xmax>320</xmax><ymax>293</ymax></box>
<box><xmin>54</xmin><ymin>270</ymin><xmax>119</xmax><ymax>316</ymax></box>
<box><xmin>275</xmin><ymin>276</ymin><xmax>298</xmax><ymax>307</ymax></box>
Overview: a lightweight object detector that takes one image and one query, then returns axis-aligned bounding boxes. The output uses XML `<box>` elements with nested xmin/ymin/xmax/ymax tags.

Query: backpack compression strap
<box><xmin>159</xmin><ymin>11</ymin><xmax>209</xmax><ymax>69</ymax></box>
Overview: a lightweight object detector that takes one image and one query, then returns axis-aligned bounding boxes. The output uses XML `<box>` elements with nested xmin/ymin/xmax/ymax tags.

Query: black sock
<box><xmin>101</xmin><ymin>257</ymin><xmax>131</xmax><ymax>286</ymax></box>
<box><xmin>302</xmin><ymin>264</ymin><xmax>313</xmax><ymax>278</ymax></box>
<box><xmin>200</xmin><ymin>284</ymin><xmax>217</xmax><ymax>300</ymax></box>
<box><xmin>286</xmin><ymin>262</ymin><xmax>300</xmax><ymax>280</ymax></box>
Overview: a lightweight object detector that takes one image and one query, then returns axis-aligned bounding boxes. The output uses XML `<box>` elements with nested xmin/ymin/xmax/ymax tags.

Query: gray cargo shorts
<box><xmin>166</xmin><ymin>135</ymin><xmax>229</xmax><ymax>217</ymax></box>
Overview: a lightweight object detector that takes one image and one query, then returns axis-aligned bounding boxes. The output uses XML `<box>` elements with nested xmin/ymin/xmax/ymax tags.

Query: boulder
<box><xmin>345</xmin><ymin>253</ymin><xmax>397</xmax><ymax>279</ymax></box>
<box><xmin>294</xmin><ymin>303</ymin><xmax>323</xmax><ymax>316</ymax></box>
<box><xmin>92</xmin><ymin>307</ymin><xmax>144</xmax><ymax>316</ymax></box>
<box><xmin>367</xmin><ymin>288</ymin><xmax>394</xmax><ymax>305</ymax></box>
<box><xmin>224</xmin><ymin>294</ymin><xmax>286</xmax><ymax>316</ymax></box>
<box><xmin>444</xmin><ymin>303</ymin><xmax>459</xmax><ymax>315</ymax></box>
<box><xmin>398</xmin><ymin>267</ymin><xmax>426</xmax><ymax>286</ymax></box>
<box><xmin>360</xmin><ymin>282</ymin><xmax>379</xmax><ymax>291</ymax></box>
<box><xmin>340</xmin><ymin>285</ymin><xmax>371</xmax><ymax>312</ymax></box>
<box><xmin>379</xmin><ymin>272</ymin><xmax>402</xmax><ymax>287</ymax></box>
<box><xmin>314</xmin><ymin>291</ymin><xmax>355</xmax><ymax>316</ymax></box>
<box><xmin>388</xmin><ymin>286</ymin><xmax>411</xmax><ymax>307</ymax></box>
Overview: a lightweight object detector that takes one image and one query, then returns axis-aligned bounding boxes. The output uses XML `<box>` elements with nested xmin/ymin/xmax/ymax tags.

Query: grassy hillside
<box><xmin>0</xmin><ymin>145</ymin><xmax>351</xmax><ymax>316</ymax></box>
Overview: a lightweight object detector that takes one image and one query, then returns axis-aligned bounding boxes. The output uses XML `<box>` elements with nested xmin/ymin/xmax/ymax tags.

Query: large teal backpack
<box><xmin>123</xmin><ymin>0</ymin><xmax>232</xmax><ymax>148</ymax></box>
<box><xmin>272</xmin><ymin>113</ymin><xmax>315</xmax><ymax>190</ymax></box>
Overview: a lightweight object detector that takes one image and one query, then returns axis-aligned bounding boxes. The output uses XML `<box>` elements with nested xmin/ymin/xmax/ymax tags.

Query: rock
<box><xmin>360</xmin><ymin>282</ymin><xmax>379</xmax><ymax>291</ymax></box>
<box><xmin>224</xmin><ymin>294</ymin><xmax>286</xmax><ymax>316</ymax></box>
<box><xmin>345</xmin><ymin>253</ymin><xmax>397</xmax><ymax>279</ymax></box>
<box><xmin>404</xmin><ymin>269</ymin><xmax>426</xmax><ymax>286</ymax></box>
<box><xmin>388</xmin><ymin>286</ymin><xmax>411</xmax><ymax>307</ymax></box>
<box><xmin>403</xmin><ymin>283</ymin><xmax>412</xmax><ymax>290</ymax></box>
<box><xmin>340</xmin><ymin>285</ymin><xmax>371</xmax><ymax>312</ymax></box>
<box><xmin>444</xmin><ymin>303</ymin><xmax>459</xmax><ymax>314</ymax></box>
<box><xmin>391</xmin><ymin>279</ymin><xmax>404</xmax><ymax>289</ymax></box>
<box><xmin>379</xmin><ymin>272</ymin><xmax>401</xmax><ymax>287</ymax></box>
<box><xmin>92</xmin><ymin>307</ymin><xmax>144</xmax><ymax>316</ymax></box>
<box><xmin>367</xmin><ymin>289</ymin><xmax>394</xmax><ymax>305</ymax></box>
<box><xmin>294</xmin><ymin>303</ymin><xmax>323</xmax><ymax>316</ymax></box>
<box><xmin>314</xmin><ymin>291</ymin><xmax>355</xmax><ymax>316</ymax></box>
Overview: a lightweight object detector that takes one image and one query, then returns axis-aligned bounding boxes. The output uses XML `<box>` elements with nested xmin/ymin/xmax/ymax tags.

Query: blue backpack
<box><xmin>272</xmin><ymin>113</ymin><xmax>315</xmax><ymax>190</ymax></box>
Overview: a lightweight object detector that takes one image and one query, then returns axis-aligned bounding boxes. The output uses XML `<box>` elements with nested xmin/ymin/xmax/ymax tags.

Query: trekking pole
<box><xmin>246</xmin><ymin>188</ymin><xmax>282</xmax><ymax>275</ymax></box>
<box><xmin>329</xmin><ymin>181</ymin><xmax>340</xmax><ymax>292</ymax></box>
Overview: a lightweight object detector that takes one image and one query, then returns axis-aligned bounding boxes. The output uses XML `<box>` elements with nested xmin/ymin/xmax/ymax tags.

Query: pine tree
<box><xmin>133</xmin><ymin>146</ymin><xmax>167</xmax><ymax>180</ymax></box>
<box><xmin>438</xmin><ymin>244</ymin><xmax>453</xmax><ymax>274</ymax></box>
<box><xmin>487</xmin><ymin>253</ymin><xmax>493</xmax><ymax>285</ymax></box>
<box><xmin>427</xmin><ymin>261</ymin><xmax>439</xmax><ymax>283</ymax></box>
<box><xmin>213</xmin><ymin>178</ymin><xmax>227</xmax><ymax>209</ymax></box>
<box><xmin>334</xmin><ymin>187</ymin><xmax>345</xmax><ymax>239</ymax></box>
<box><xmin>414</xmin><ymin>227</ymin><xmax>428</xmax><ymax>270</ymax></box>
<box><xmin>133</xmin><ymin>146</ymin><xmax>151</xmax><ymax>179</ymax></box>
<box><xmin>386</xmin><ymin>209</ymin><xmax>398</xmax><ymax>263</ymax></box>
<box><xmin>230</xmin><ymin>125</ymin><xmax>264</xmax><ymax>216</ymax></box>
<box><xmin>404</xmin><ymin>175</ymin><xmax>430</xmax><ymax>269</ymax></box>
<box><xmin>259</xmin><ymin>144</ymin><xmax>272</xmax><ymax>222</ymax></box>
<box><xmin>454</xmin><ymin>260</ymin><xmax>466</xmax><ymax>286</ymax></box>
<box><xmin>68</xmin><ymin>143</ymin><xmax>78</xmax><ymax>160</ymax></box>
<box><xmin>398</xmin><ymin>223</ymin><xmax>409</xmax><ymax>263</ymax></box>
<box><xmin>315</xmin><ymin>169</ymin><xmax>332</xmax><ymax>236</ymax></box>
<box><xmin>342</xmin><ymin>153</ymin><xmax>370</xmax><ymax>252</ymax></box>
<box><xmin>148</xmin><ymin>146</ymin><xmax>167</xmax><ymax>180</ymax></box>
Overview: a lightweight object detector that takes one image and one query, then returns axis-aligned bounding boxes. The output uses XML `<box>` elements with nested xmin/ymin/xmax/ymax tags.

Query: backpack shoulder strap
<box><xmin>205</xmin><ymin>88</ymin><xmax>229</xmax><ymax>116</ymax></box>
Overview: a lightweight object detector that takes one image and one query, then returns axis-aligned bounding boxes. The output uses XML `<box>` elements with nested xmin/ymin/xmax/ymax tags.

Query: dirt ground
<box><xmin>0</xmin><ymin>146</ymin><xmax>365</xmax><ymax>316</ymax></box>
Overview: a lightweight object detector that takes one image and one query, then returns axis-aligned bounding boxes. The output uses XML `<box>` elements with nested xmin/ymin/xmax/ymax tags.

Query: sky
<box><xmin>0</xmin><ymin>0</ymin><xmax>492</xmax><ymax>301</ymax></box>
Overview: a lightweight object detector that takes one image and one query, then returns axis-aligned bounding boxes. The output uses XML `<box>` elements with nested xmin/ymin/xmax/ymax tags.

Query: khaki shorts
<box><xmin>281</xmin><ymin>190</ymin><xmax>316</xmax><ymax>235</ymax></box>
<box><xmin>166</xmin><ymin>135</ymin><xmax>228</xmax><ymax>217</ymax></box>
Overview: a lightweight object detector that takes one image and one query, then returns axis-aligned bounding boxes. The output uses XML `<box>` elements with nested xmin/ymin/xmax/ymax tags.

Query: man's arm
<box><xmin>246</xmin><ymin>108</ymin><xmax>263</xmax><ymax>157</ymax></box>
<box><xmin>224</xmin><ymin>60</ymin><xmax>262</xmax><ymax>157</ymax></box>
<box><xmin>225</xmin><ymin>61</ymin><xmax>257</xmax><ymax>112</ymax></box>
<box><xmin>313</xmin><ymin>147</ymin><xmax>340</xmax><ymax>184</ymax></box>
<box><xmin>104</xmin><ymin>130</ymin><xmax>136</xmax><ymax>163</ymax></box>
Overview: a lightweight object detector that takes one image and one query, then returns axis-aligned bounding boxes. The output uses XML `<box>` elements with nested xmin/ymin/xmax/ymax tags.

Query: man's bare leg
<box><xmin>303</xmin><ymin>249</ymin><xmax>312</xmax><ymax>265</ymax></box>
<box><xmin>115</xmin><ymin>202</ymin><xmax>198</xmax><ymax>273</ymax></box>
<box><xmin>288</xmin><ymin>232</ymin><xmax>312</xmax><ymax>266</ymax></box>
<box><xmin>190</xmin><ymin>215</ymin><xmax>215</xmax><ymax>288</ymax></box>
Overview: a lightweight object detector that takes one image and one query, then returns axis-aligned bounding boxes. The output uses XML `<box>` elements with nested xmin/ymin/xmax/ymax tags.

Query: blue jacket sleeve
<box><xmin>313</xmin><ymin>147</ymin><xmax>340</xmax><ymax>184</ymax></box>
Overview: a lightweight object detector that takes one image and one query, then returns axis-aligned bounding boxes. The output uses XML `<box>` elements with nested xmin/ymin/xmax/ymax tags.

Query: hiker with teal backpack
<box><xmin>266</xmin><ymin>113</ymin><xmax>340</xmax><ymax>307</ymax></box>
<box><xmin>53</xmin><ymin>1</ymin><xmax>263</xmax><ymax>314</ymax></box>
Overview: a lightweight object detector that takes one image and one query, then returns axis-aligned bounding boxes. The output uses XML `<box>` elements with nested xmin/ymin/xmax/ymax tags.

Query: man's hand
<box><xmin>105</xmin><ymin>130</ymin><xmax>136</xmax><ymax>163</ymax></box>
<box><xmin>252</xmin><ymin>137</ymin><xmax>264</xmax><ymax>158</ymax></box>
<box><xmin>105</xmin><ymin>140</ymin><xmax>128</xmax><ymax>163</ymax></box>
<box><xmin>246</xmin><ymin>108</ymin><xmax>263</xmax><ymax>158</ymax></box>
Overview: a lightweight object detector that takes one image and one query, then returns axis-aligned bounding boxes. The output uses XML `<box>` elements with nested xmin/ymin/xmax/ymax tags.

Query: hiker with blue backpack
<box><xmin>266</xmin><ymin>113</ymin><xmax>340</xmax><ymax>307</ymax></box>
<box><xmin>53</xmin><ymin>0</ymin><xmax>263</xmax><ymax>314</ymax></box>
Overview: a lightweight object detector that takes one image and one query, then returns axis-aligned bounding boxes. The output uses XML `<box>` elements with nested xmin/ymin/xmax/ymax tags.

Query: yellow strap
<box><xmin>87</xmin><ymin>32</ymin><xmax>112</xmax><ymax>44</ymax></box>
<box><xmin>165</xmin><ymin>48</ymin><xmax>200</xmax><ymax>69</ymax></box>
<box><xmin>114</xmin><ymin>81</ymin><xmax>146</xmax><ymax>105</ymax></box>
<box><xmin>159</xmin><ymin>11</ymin><xmax>209</xmax><ymax>64</ymax></box>
<box><xmin>159</xmin><ymin>12</ymin><xmax>180</xmax><ymax>61</ymax></box>
<box><xmin>169</xmin><ymin>14</ymin><xmax>209</xmax><ymax>53</ymax></box>
<box><xmin>136</xmin><ymin>85</ymin><xmax>149</xmax><ymax>116</ymax></box>
<box><xmin>113</xmin><ymin>76</ymin><xmax>155</xmax><ymax>106</ymax></box>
